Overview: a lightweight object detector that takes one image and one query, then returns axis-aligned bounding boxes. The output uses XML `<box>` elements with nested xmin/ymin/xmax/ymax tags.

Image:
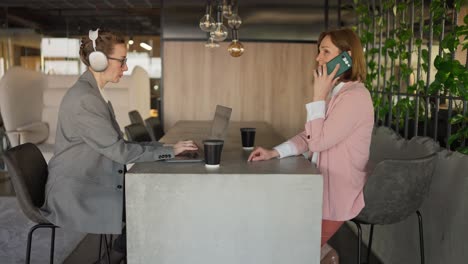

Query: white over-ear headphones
<box><xmin>88</xmin><ymin>29</ymin><xmax>108</xmax><ymax>72</ymax></box>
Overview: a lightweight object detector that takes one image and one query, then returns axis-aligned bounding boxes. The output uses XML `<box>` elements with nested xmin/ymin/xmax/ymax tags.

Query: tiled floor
<box><xmin>1</xmin><ymin>169</ymin><xmax>382</xmax><ymax>264</ymax></box>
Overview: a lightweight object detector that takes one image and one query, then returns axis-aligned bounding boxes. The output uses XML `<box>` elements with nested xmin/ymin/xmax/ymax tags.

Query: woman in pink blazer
<box><xmin>248</xmin><ymin>28</ymin><xmax>374</xmax><ymax>246</ymax></box>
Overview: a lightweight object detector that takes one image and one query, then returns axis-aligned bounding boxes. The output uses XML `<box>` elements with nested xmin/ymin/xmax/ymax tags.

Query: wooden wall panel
<box><xmin>163</xmin><ymin>41</ymin><xmax>317</xmax><ymax>139</ymax></box>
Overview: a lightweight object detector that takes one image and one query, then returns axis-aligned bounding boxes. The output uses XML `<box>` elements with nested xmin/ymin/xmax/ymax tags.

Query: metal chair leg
<box><xmin>108</xmin><ymin>234</ymin><xmax>113</xmax><ymax>254</ymax></box>
<box><xmin>50</xmin><ymin>226</ymin><xmax>56</xmax><ymax>264</ymax></box>
<box><xmin>366</xmin><ymin>224</ymin><xmax>374</xmax><ymax>264</ymax></box>
<box><xmin>97</xmin><ymin>234</ymin><xmax>113</xmax><ymax>264</ymax></box>
<box><xmin>351</xmin><ymin>220</ymin><xmax>362</xmax><ymax>264</ymax></box>
<box><xmin>26</xmin><ymin>223</ymin><xmax>56</xmax><ymax>264</ymax></box>
<box><xmin>26</xmin><ymin>225</ymin><xmax>35</xmax><ymax>264</ymax></box>
<box><xmin>417</xmin><ymin>210</ymin><xmax>425</xmax><ymax>264</ymax></box>
<box><xmin>104</xmin><ymin>235</ymin><xmax>111</xmax><ymax>264</ymax></box>
<box><xmin>98</xmin><ymin>234</ymin><xmax>103</xmax><ymax>262</ymax></box>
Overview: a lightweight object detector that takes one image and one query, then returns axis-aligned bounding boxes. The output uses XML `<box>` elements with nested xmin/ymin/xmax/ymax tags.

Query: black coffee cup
<box><xmin>240</xmin><ymin>128</ymin><xmax>256</xmax><ymax>150</ymax></box>
<box><xmin>203</xmin><ymin>139</ymin><xmax>224</xmax><ymax>167</ymax></box>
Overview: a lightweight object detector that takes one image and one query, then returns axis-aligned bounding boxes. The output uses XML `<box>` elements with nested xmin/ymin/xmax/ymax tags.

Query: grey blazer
<box><xmin>41</xmin><ymin>71</ymin><xmax>174</xmax><ymax>234</ymax></box>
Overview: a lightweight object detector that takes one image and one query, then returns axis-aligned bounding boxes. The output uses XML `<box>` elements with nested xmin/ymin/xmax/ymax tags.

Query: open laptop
<box><xmin>165</xmin><ymin>105</ymin><xmax>232</xmax><ymax>163</ymax></box>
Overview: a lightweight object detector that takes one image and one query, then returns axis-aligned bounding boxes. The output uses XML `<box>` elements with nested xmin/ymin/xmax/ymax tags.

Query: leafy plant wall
<box><xmin>354</xmin><ymin>0</ymin><xmax>468</xmax><ymax>154</ymax></box>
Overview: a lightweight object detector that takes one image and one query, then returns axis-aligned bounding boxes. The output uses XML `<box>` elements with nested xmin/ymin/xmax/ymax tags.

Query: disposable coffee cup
<box><xmin>240</xmin><ymin>128</ymin><xmax>256</xmax><ymax>150</ymax></box>
<box><xmin>203</xmin><ymin>139</ymin><xmax>224</xmax><ymax>168</ymax></box>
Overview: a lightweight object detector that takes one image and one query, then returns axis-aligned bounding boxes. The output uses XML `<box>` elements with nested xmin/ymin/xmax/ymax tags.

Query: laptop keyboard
<box><xmin>178</xmin><ymin>150</ymin><xmax>200</xmax><ymax>159</ymax></box>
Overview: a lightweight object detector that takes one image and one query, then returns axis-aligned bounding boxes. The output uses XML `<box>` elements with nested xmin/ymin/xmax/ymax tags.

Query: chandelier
<box><xmin>199</xmin><ymin>0</ymin><xmax>244</xmax><ymax>57</ymax></box>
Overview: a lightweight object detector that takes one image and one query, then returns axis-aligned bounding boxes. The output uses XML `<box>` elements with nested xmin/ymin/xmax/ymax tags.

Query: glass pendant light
<box><xmin>222</xmin><ymin>0</ymin><xmax>233</xmax><ymax>19</ymax></box>
<box><xmin>228</xmin><ymin>29</ymin><xmax>244</xmax><ymax>57</ymax></box>
<box><xmin>227</xmin><ymin>14</ymin><xmax>242</xmax><ymax>29</ymax></box>
<box><xmin>210</xmin><ymin>2</ymin><xmax>228</xmax><ymax>42</ymax></box>
<box><xmin>205</xmin><ymin>37</ymin><xmax>220</xmax><ymax>48</ymax></box>
<box><xmin>199</xmin><ymin>2</ymin><xmax>216</xmax><ymax>32</ymax></box>
<box><xmin>211</xmin><ymin>23</ymin><xmax>228</xmax><ymax>41</ymax></box>
<box><xmin>199</xmin><ymin>14</ymin><xmax>216</xmax><ymax>32</ymax></box>
<box><xmin>228</xmin><ymin>40</ymin><xmax>244</xmax><ymax>57</ymax></box>
<box><xmin>199</xmin><ymin>0</ymin><xmax>244</xmax><ymax>56</ymax></box>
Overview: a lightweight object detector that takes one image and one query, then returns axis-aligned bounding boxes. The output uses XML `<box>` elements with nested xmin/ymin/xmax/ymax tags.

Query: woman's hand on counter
<box><xmin>248</xmin><ymin>147</ymin><xmax>279</xmax><ymax>162</ymax></box>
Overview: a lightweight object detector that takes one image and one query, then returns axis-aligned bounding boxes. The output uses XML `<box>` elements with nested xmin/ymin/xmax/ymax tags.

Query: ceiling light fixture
<box><xmin>140</xmin><ymin>42</ymin><xmax>152</xmax><ymax>51</ymax></box>
<box><xmin>199</xmin><ymin>0</ymin><xmax>244</xmax><ymax>57</ymax></box>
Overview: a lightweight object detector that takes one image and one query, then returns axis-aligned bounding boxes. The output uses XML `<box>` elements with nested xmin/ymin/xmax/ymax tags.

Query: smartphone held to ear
<box><xmin>326</xmin><ymin>51</ymin><xmax>352</xmax><ymax>77</ymax></box>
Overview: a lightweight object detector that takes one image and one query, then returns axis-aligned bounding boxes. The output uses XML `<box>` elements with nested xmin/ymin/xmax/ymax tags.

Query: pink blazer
<box><xmin>289</xmin><ymin>81</ymin><xmax>374</xmax><ymax>221</ymax></box>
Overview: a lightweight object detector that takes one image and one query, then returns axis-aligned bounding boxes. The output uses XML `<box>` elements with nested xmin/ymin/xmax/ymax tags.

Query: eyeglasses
<box><xmin>108</xmin><ymin>57</ymin><xmax>127</xmax><ymax>68</ymax></box>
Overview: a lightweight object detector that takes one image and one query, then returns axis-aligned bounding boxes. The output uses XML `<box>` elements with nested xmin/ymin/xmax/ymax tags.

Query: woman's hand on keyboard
<box><xmin>173</xmin><ymin>140</ymin><xmax>198</xmax><ymax>155</ymax></box>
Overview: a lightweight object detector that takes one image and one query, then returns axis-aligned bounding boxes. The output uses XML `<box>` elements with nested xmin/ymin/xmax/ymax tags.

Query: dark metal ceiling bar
<box><xmin>62</xmin><ymin>0</ymin><xmax>77</xmax><ymax>8</ymax></box>
<box><xmin>103</xmin><ymin>0</ymin><xmax>116</xmax><ymax>8</ymax></box>
<box><xmin>123</xmin><ymin>0</ymin><xmax>135</xmax><ymax>8</ymax></box>
<box><xmin>143</xmin><ymin>0</ymin><xmax>153</xmax><ymax>8</ymax></box>
<box><xmin>5</xmin><ymin>13</ymin><xmax>42</xmax><ymax>31</ymax></box>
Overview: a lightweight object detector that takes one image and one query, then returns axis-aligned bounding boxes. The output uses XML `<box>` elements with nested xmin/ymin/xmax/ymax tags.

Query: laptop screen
<box><xmin>164</xmin><ymin>105</ymin><xmax>232</xmax><ymax>163</ymax></box>
<box><xmin>210</xmin><ymin>105</ymin><xmax>232</xmax><ymax>140</ymax></box>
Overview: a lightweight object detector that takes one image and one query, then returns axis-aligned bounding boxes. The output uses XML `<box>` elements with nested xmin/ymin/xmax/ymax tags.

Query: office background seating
<box><xmin>0</xmin><ymin>112</ymin><xmax>8</xmax><ymax>171</ymax></box>
<box><xmin>145</xmin><ymin>117</ymin><xmax>165</xmax><ymax>141</ymax></box>
<box><xmin>128</xmin><ymin>110</ymin><xmax>165</xmax><ymax>141</ymax></box>
<box><xmin>0</xmin><ymin>67</ymin><xmax>49</xmax><ymax>148</ymax></box>
<box><xmin>349</xmin><ymin>126</ymin><xmax>439</xmax><ymax>264</ymax></box>
<box><xmin>0</xmin><ymin>66</ymin><xmax>151</xmax><ymax>162</ymax></box>
<box><xmin>125</xmin><ymin>123</ymin><xmax>152</xmax><ymax>142</ymax></box>
<box><xmin>128</xmin><ymin>110</ymin><xmax>144</xmax><ymax>125</ymax></box>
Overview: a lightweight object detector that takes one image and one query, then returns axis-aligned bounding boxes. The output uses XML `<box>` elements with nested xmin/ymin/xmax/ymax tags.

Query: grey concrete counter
<box><xmin>130</xmin><ymin>150</ymin><xmax>318</xmax><ymax>175</ymax></box>
<box><xmin>126</xmin><ymin>121</ymin><xmax>323</xmax><ymax>264</ymax></box>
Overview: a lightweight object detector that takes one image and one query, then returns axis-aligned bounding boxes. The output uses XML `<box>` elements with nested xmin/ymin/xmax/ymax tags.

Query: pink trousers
<box><xmin>321</xmin><ymin>220</ymin><xmax>344</xmax><ymax>246</ymax></box>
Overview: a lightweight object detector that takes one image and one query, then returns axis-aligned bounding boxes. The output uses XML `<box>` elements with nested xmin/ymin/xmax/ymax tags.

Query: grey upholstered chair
<box><xmin>4</xmin><ymin>143</ymin><xmax>111</xmax><ymax>264</ymax></box>
<box><xmin>144</xmin><ymin>117</ymin><xmax>165</xmax><ymax>141</ymax></box>
<box><xmin>0</xmin><ymin>112</ymin><xmax>8</xmax><ymax>171</ymax></box>
<box><xmin>128</xmin><ymin>110</ymin><xmax>144</xmax><ymax>125</ymax></box>
<box><xmin>350</xmin><ymin>127</ymin><xmax>439</xmax><ymax>264</ymax></box>
<box><xmin>125</xmin><ymin>123</ymin><xmax>152</xmax><ymax>142</ymax></box>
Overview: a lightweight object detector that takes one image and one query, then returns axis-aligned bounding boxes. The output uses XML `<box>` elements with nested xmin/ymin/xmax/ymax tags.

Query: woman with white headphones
<box><xmin>41</xmin><ymin>29</ymin><xmax>197</xmax><ymax>261</ymax></box>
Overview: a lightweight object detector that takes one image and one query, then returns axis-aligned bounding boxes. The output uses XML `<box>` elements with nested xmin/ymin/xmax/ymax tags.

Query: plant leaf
<box><xmin>448</xmin><ymin>133</ymin><xmax>461</xmax><ymax>146</ymax></box>
<box><xmin>450</xmin><ymin>114</ymin><xmax>465</xmax><ymax>125</ymax></box>
<box><xmin>457</xmin><ymin>147</ymin><xmax>468</xmax><ymax>155</ymax></box>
